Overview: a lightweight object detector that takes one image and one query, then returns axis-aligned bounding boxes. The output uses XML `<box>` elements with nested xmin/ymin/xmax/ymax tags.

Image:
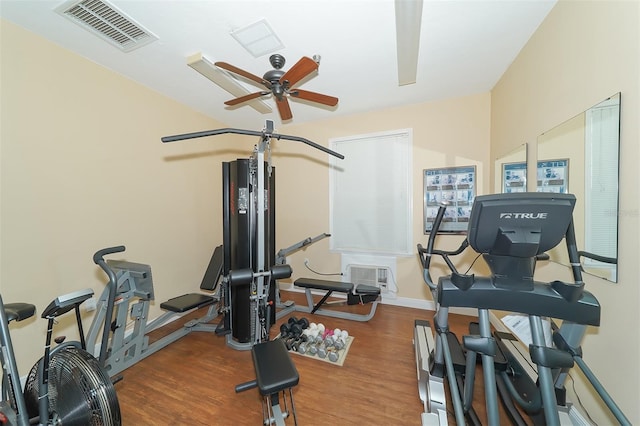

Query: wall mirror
<box><xmin>494</xmin><ymin>143</ymin><xmax>528</xmax><ymax>194</ymax></box>
<box><xmin>537</xmin><ymin>93</ymin><xmax>620</xmax><ymax>282</ymax></box>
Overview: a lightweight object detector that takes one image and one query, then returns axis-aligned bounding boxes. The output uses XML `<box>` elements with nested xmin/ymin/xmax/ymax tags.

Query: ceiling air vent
<box><xmin>55</xmin><ymin>0</ymin><xmax>157</xmax><ymax>52</ymax></box>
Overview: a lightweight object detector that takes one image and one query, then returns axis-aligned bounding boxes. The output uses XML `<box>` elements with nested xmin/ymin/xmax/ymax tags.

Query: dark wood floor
<box><xmin>114</xmin><ymin>290</ymin><xmax>510</xmax><ymax>425</ymax></box>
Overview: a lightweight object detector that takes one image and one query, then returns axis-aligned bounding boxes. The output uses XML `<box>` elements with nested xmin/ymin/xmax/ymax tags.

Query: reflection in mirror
<box><xmin>495</xmin><ymin>143</ymin><xmax>527</xmax><ymax>193</ymax></box>
<box><xmin>537</xmin><ymin>93</ymin><xmax>620</xmax><ymax>282</ymax></box>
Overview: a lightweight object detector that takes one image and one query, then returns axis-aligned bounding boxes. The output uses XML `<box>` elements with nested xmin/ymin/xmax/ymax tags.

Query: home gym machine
<box><xmin>414</xmin><ymin>193</ymin><xmax>629</xmax><ymax>425</ymax></box>
<box><xmin>1</xmin><ymin>290</ymin><xmax>120</xmax><ymax>425</ymax></box>
<box><xmin>162</xmin><ymin>119</ymin><xmax>343</xmax><ymax>350</ymax></box>
<box><xmin>84</xmin><ymin>245</ymin><xmax>222</xmax><ymax>377</ymax></box>
<box><xmin>162</xmin><ymin>121</ymin><xmax>344</xmax><ymax>425</ymax></box>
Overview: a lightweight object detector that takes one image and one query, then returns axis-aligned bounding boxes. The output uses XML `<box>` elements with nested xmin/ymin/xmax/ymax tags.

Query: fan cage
<box><xmin>24</xmin><ymin>346</ymin><xmax>120</xmax><ymax>426</ymax></box>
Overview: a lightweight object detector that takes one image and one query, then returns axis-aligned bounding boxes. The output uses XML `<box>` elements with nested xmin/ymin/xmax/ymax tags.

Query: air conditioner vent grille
<box><xmin>348</xmin><ymin>265</ymin><xmax>389</xmax><ymax>293</ymax></box>
<box><xmin>351</xmin><ymin>266</ymin><xmax>377</xmax><ymax>286</ymax></box>
<box><xmin>56</xmin><ymin>0</ymin><xmax>157</xmax><ymax>52</ymax></box>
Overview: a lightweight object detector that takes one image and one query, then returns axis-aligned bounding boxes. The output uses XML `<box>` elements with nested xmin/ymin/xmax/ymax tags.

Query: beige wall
<box><xmin>491</xmin><ymin>1</ymin><xmax>639</xmax><ymax>423</ymax></box>
<box><xmin>274</xmin><ymin>93</ymin><xmax>491</xmax><ymax>301</ymax></box>
<box><xmin>2</xmin><ymin>0</ymin><xmax>638</xmax><ymax>421</ymax></box>
<box><xmin>1</xmin><ymin>18</ymin><xmax>491</xmax><ymax>372</ymax></box>
<box><xmin>0</xmin><ymin>19</ymin><xmax>242</xmax><ymax>371</ymax></box>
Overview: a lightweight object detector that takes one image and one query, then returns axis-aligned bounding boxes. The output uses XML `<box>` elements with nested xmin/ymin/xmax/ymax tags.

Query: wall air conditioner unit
<box><xmin>347</xmin><ymin>264</ymin><xmax>390</xmax><ymax>293</ymax></box>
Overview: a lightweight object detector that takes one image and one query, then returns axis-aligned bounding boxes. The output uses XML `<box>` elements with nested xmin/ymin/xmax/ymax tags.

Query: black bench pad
<box><xmin>252</xmin><ymin>339</ymin><xmax>299</xmax><ymax>395</ymax></box>
<box><xmin>5</xmin><ymin>303</ymin><xmax>36</xmax><ymax>322</ymax></box>
<box><xmin>294</xmin><ymin>278</ymin><xmax>353</xmax><ymax>293</ymax></box>
<box><xmin>160</xmin><ymin>293</ymin><xmax>215</xmax><ymax>313</ymax></box>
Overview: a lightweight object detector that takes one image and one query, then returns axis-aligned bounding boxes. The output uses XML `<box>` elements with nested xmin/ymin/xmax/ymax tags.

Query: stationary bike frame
<box><xmin>0</xmin><ymin>285</ymin><xmax>115</xmax><ymax>426</ymax></box>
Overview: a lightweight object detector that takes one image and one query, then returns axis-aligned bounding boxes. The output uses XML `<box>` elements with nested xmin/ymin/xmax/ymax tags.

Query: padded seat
<box><xmin>252</xmin><ymin>339</ymin><xmax>299</xmax><ymax>395</ymax></box>
<box><xmin>294</xmin><ymin>278</ymin><xmax>353</xmax><ymax>293</ymax></box>
<box><xmin>235</xmin><ymin>339</ymin><xmax>298</xmax><ymax>425</ymax></box>
<box><xmin>4</xmin><ymin>303</ymin><xmax>36</xmax><ymax>323</ymax></box>
<box><xmin>160</xmin><ymin>293</ymin><xmax>216</xmax><ymax>313</ymax></box>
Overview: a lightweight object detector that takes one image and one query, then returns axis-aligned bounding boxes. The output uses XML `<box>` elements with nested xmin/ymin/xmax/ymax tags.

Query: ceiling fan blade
<box><xmin>215</xmin><ymin>61</ymin><xmax>271</xmax><ymax>88</ymax></box>
<box><xmin>275</xmin><ymin>97</ymin><xmax>293</xmax><ymax>121</ymax></box>
<box><xmin>280</xmin><ymin>56</ymin><xmax>318</xmax><ymax>87</ymax></box>
<box><xmin>224</xmin><ymin>91</ymin><xmax>269</xmax><ymax>106</ymax></box>
<box><xmin>290</xmin><ymin>89</ymin><xmax>339</xmax><ymax>107</ymax></box>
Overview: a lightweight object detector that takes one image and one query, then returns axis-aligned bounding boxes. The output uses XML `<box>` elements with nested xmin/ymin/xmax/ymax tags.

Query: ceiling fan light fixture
<box><xmin>231</xmin><ymin>18</ymin><xmax>284</xmax><ymax>58</ymax></box>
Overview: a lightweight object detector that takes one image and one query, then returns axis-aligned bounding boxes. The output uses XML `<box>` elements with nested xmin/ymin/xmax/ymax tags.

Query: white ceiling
<box><xmin>0</xmin><ymin>0</ymin><xmax>556</xmax><ymax>129</ymax></box>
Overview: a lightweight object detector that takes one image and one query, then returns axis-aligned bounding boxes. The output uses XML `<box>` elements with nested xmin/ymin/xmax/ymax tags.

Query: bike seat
<box><xmin>5</xmin><ymin>303</ymin><xmax>36</xmax><ymax>322</ymax></box>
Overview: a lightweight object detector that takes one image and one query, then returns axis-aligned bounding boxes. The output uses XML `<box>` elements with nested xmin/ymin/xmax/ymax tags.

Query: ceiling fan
<box><xmin>215</xmin><ymin>54</ymin><xmax>339</xmax><ymax>121</ymax></box>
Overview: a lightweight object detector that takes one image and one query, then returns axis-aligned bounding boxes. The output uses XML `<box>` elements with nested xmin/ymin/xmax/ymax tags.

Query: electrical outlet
<box><xmin>85</xmin><ymin>296</ymin><xmax>97</xmax><ymax>312</ymax></box>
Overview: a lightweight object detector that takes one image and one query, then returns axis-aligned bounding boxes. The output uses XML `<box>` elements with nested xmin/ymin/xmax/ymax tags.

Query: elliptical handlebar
<box><xmin>421</xmin><ymin>201</ymin><xmax>449</xmax><ymax>269</ymax></box>
<box><xmin>417</xmin><ymin>202</ymin><xmax>470</xmax><ymax>290</ymax></box>
<box><xmin>417</xmin><ymin>202</ymin><xmax>449</xmax><ymax>290</ymax></box>
<box><xmin>92</xmin><ymin>245</ymin><xmax>125</xmax><ymax>365</ymax></box>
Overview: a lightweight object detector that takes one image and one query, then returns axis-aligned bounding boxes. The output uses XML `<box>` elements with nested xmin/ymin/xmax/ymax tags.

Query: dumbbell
<box><xmin>280</xmin><ymin>322</ymin><xmax>301</xmax><ymax>339</ymax></box>
<box><xmin>317</xmin><ymin>341</ymin><xmax>330</xmax><ymax>359</ymax></box>
<box><xmin>308</xmin><ymin>341</ymin><xmax>320</xmax><ymax>355</ymax></box>
<box><xmin>281</xmin><ymin>316</ymin><xmax>310</xmax><ymax>339</ymax></box>
<box><xmin>297</xmin><ymin>317</ymin><xmax>310</xmax><ymax>330</ymax></box>
<box><xmin>317</xmin><ymin>339</ymin><xmax>340</xmax><ymax>362</ymax></box>
<box><xmin>327</xmin><ymin>347</ymin><xmax>340</xmax><ymax>362</ymax></box>
<box><xmin>283</xmin><ymin>335</ymin><xmax>299</xmax><ymax>350</ymax></box>
<box><xmin>288</xmin><ymin>316</ymin><xmax>310</xmax><ymax>330</ymax></box>
<box><xmin>333</xmin><ymin>329</ymin><xmax>349</xmax><ymax>350</ymax></box>
<box><xmin>302</xmin><ymin>323</ymin><xmax>321</xmax><ymax>343</ymax></box>
<box><xmin>298</xmin><ymin>339</ymin><xmax>318</xmax><ymax>354</ymax></box>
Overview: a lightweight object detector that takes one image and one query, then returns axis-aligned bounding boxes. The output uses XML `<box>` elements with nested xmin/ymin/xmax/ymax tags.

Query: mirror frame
<box><xmin>536</xmin><ymin>93</ymin><xmax>620</xmax><ymax>282</ymax></box>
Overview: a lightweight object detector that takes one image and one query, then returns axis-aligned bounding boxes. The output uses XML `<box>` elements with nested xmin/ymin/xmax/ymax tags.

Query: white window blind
<box><xmin>584</xmin><ymin>102</ymin><xmax>619</xmax><ymax>266</ymax></box>
<box><xmin>329</xmin><ymin>129</ymin><xmax>413</xmax><ymax>255</ymax></box>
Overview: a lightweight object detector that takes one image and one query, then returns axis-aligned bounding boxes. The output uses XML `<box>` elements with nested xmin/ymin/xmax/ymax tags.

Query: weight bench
<box><xmin>236</xmin><ymin>339</ymin><xmax>299</xmax><ymax>425</ymax></box>
<box><xmin>293</xmin><ymin>278</ymin><xmax>381</xmax><ymax>322</ymax></box>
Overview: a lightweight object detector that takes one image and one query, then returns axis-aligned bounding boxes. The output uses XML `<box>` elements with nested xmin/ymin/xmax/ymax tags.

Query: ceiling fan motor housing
<box><xmin>263</xmin><ymin>69</ymin><xmax>285</xmax><ymax>84</ymax></box>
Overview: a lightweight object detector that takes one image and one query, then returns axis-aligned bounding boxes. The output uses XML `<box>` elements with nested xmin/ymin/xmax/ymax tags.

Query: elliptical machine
<box><xmin>414</xmin><ymin>192</ymin><xmax>629</xmax><ymax>425</ymax></box>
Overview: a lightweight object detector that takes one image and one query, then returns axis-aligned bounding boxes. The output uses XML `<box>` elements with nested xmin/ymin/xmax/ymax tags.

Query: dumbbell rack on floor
<box><xmin>278</xmin><ymin>316</ymin><xmax>350</xmax><ymax>363</ymax></box>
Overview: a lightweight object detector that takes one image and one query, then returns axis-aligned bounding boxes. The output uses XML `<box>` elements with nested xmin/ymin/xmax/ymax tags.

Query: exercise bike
<box><xmin>414</xmin><ymin>192</ymin><xmax>629</xmax><ymax>425</ymax></box>
<box><xmin>0</xmin><ymin>280</ymin><xmax>121</xmax><ymax>425</ymax></box>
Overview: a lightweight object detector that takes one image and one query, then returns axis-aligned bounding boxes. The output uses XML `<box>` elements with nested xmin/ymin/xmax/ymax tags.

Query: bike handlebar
<box><xmin>92</xmin><ymin>245</ymin><xmax>125</xmax><ymax>264</ymax></box>
<box><xmin>92</xmin><ymin>245</ymin><xmax>125</xmax><ymax>365</ymax></box>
